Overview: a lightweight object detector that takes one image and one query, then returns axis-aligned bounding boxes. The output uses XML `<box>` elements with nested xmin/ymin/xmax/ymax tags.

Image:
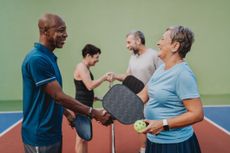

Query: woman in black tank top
<box><xmin>74</xmin><ymin>71</ymin><xmax>94</xmax><ymax>107</ymax></box>
<box><xmin>73</xmin><ymin>44</ymin><xmax>112</xmax><ymax>153</ymax></box>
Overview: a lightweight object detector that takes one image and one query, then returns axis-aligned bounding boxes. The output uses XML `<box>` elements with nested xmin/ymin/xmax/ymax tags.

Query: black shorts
<box><xmin>146</xmin><ymin>133</ymin><xmax>201</xmax><ymax>153</ymax></box>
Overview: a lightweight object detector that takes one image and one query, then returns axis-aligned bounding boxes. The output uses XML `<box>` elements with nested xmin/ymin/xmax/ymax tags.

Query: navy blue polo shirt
<box><xmin>21</xmin><ymin>43</ymin><xmax>64</xmax><ymax>146</ymax></box>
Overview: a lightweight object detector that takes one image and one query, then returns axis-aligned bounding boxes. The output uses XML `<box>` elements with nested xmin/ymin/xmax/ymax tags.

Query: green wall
<box><xmin>1</xmin><ymin>0</ymin><xmax>230</xmax><ymax>100</ymax></box>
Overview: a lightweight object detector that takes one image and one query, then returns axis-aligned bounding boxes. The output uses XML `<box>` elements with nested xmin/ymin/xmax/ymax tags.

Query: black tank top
<box><xmin>74</xmin><ymin>71</ymin><xmax>94</xmax><ymax>107</ymax></box>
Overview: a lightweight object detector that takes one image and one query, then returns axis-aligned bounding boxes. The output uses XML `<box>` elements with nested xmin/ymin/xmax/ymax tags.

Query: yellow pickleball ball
<box><xmin>133</xmin><ymin>120</ymin><xmax>146</xmax><ymax>133</ymax></box>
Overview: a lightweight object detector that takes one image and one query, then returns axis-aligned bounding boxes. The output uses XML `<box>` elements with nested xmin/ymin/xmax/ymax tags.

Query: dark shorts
<box><xmin>146</xmin><ymin>133</ymin><xmax>201</xmax><ymax>153</ymax></box>
<box><xmin>23</xmin><ymin>141</ymin><xmax>62</xmax><ymax>153</ymax></box>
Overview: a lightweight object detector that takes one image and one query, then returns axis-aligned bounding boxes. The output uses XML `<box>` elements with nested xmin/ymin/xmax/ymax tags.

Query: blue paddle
<box><xmin>73</xmin><ymin>113</ymin><xmax>92</xmax><ymax>141</ymax></box>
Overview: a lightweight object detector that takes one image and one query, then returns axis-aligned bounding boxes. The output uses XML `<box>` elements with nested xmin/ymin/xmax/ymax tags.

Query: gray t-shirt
<box><xmin>127</xmin><ymin>48</ymin><xmax>162</xmax><ymax>84</ymax></box>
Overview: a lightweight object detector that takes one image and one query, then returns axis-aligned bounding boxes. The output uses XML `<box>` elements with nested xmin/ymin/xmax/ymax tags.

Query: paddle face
<box><xmin>73</xmin><ymin>114</ymin><xmax>92</xmax><ymax>141</ymax></box>
<box><xmin>122</xmin><ymin>75</ymin><xmax>144</xmax><ymax>94</ymax></box>
<box><xmin>102</xmin><ymin>84</ymin><xmax>144</xmax><ymax>125</ymax></box>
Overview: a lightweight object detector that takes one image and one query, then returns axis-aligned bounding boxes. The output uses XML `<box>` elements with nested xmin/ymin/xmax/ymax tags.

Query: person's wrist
<box><xmin>162</xmin><ymin>119</ymin><xmax>170</xmax><ymax>131</ymax></box>
<box><xmin>88</xmin><ymin>107</ymin><xmax>96</xmax><ymax>118</ymax></box>
<box><xmin>102</xmin><ymin>75</ymin><xmax>107</xmax><ymax>81</ymax></box>
<box><xmin>88</xmin><ymin>107</ymin><xmax>93</xmax><ymax>117</ymax></box>
<box><xmin>113</xmin><ymin>74</ymin><xmax>118</xmax><ymax>80</ymax></box>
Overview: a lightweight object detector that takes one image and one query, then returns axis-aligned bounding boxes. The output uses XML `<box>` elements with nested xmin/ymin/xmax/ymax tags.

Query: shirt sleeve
<box><xmin>28</xmin><ymin>56</ymin><xmax>56</xmax><ymax>87</ymax></box>
<box><xmin>176</xmin><ymin>70</ymin><xmax>200</xmax><ymax>100</ymax></box>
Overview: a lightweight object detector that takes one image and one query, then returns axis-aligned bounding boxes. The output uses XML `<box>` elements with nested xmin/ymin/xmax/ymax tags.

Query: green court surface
<box><xmin>1</xmin><ymin>94</ymin><xmax>229</xmax><ymax>112</ymax></box>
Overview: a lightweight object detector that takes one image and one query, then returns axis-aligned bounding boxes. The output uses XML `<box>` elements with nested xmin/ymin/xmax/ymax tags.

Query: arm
<box><xmin>42</xmin><ymin>80</ymin><xmax>112</xmax><ymax>125</ymax></box>
<box><xmin>113</xmin><ymin>67</ymin><xmax>130</xmax><ymax>82</ymax></box>
<box><xmin>141</xmin><ymin>98</ymin><xmax>204</xmax><ymax>135</ymax></box>
<box><xmin>75</xmin><ymin>64</ymin><xmax>108</xmax><ymax>90</ymax></box>
<box><xmin>63</xmin><ymin>108</ymin><xmax>75</xmax><ymax>127</ymax></box>
<box><xmin>113</xmin><ymin>73</ymin><xmax>127</xmax><ymax>82</ymax></box>
<box><xmin>167</xmin><ymin>98</ymin><xmax>204</xmax><ymax>128</ymax></box>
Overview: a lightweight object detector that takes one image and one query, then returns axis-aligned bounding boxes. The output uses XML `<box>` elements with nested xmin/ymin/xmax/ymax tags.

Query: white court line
<box><xmin>203</xmin><ymin>105</ymin><xmax>230</xmax><ymax>135</ymax></box>
<box><xmin>0</xmin><ymin>118</ymin><xmax>22</xmax><ymax>137</ymax></box>
<box><xmin>204</xmin><ymin>116</ymin><xmax>230</xmax><ymax>136</ymax></box>
<box><xmin>0</xmin><ymin>111</ymin><xmax>22</xmax><ymax>114</ymax></box>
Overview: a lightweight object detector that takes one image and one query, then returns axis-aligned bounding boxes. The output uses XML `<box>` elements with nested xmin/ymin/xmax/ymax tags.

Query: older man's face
<box><xmin>126</xmin><ymin>35</ymin><xmax>139</xmax><ymax>54</ymax></box>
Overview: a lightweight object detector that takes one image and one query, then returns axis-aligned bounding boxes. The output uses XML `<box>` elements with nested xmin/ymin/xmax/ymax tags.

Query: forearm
<box><xmin>88</xmin><ymin>75</ymin><xmax>106</xmax><ymax>90</ymax></box>
<box><xmin>114</xmin><ymin>74</ymin><xmax>127</xmax><ymax>82</ymax></box>
<box><xmin>56</xmin><ymin>92</ymin><xmax>91</xmax><ymax>115</ymax></box>
<box><xmin>143</xmin><ymin>109</ymin><xmax>203</xmax><ymax>135</ymax></box>
<box><xmin>167</xmin><ymin>109</ymin><xmax>204</xmax><ymax>129</ymax></box>
<box><xmin>43</xmin><ymin>80</ymin><xmax>112</xmax><ymax>125</ymax></box>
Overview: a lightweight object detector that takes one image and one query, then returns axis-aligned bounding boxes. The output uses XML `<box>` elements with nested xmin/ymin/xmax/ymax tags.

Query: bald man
<box><xmin>21</xmin><ymin>13</ymin><xmax>112</xmax><ymax>153</ymax></box>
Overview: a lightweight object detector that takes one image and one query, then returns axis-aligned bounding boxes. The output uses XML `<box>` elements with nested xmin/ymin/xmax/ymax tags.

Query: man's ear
<box><xmin>136</xmin><ymin>37</ymin><xmax>141</xmax><ymax>45</ymax></box>
<box><xmin>44</xmin><ymin>27</ymin><xmax>48</xmax><ymax>35</ymax></box>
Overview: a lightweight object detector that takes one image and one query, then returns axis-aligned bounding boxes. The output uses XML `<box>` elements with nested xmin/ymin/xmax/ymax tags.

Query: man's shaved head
<box><xmin>38</xmin><ymin>13</ymin><xmax>65</xmax><ymax>34</ymax></box>
<box><xmin>37</xmin><ymin>13</ymin><xmax>67</xmax><ymax>50</ymax></box>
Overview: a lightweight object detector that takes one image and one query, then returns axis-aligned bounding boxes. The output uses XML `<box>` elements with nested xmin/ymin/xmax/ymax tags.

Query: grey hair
<box><xmin>166</xmin><ymin>26</ymin><xmax>194</xmax><ymax>58</ymax></box>
<box><xmin>126</xmin><ymin>30</ymin><xmax>145</xmax><ymax>45</ymax></box>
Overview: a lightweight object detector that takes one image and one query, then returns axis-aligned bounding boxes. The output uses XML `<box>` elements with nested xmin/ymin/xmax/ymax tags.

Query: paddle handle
<box><xmin>109</xmin><ymin>82</ymin><xmax>116</xmax><ymax>153</ymax></box>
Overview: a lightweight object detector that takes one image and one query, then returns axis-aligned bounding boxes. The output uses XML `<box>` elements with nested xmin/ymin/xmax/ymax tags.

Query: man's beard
<box><xmin>132</xmin><ymin>49</ymin><xmax>139</xmax><ymax>55</ymax></box>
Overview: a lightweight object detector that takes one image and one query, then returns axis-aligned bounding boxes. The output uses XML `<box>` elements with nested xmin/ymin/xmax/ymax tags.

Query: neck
<box><xmin>164</xmin><ymin>56</ymin><xmax>184</xmax><ymax>70</ymax></box>
<box><xmin>137</xmin><ymin>45</ymin><xmax>147</xmax><ymax>55</ymax></box>
<box><xmin>39</xmin><ymin>38</ymin><xmax>55</xmax><ymax>51</ymax></box>
<box><xmin>82</xmin><ymin>59</ymin><xmax>90</xmax><ymax>69</ymax></box>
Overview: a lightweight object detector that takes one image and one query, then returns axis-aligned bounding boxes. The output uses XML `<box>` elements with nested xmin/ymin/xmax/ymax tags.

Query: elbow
<box><xmin>86</xmin><ymin>84</ymin><xmax>94</xmax><ymax>91</ymax></box>
<box><xmin>53</xmin><ymin>91</ymin><xmax>65</xmax><ymax>104</ymax></box>
<box><xmin>86</xmin><ymin>86</ymin><xmax>93</xmax><ymax>91</ymax></box>
<box><xmin>195</xmin><ymin>110</ymin><xmax>204</xmax><ymax>123</ymax></box>
<box><xmin>199</xmin><ymin>111</ymin><xmax>204</xmax><ymax>122</ymax></box>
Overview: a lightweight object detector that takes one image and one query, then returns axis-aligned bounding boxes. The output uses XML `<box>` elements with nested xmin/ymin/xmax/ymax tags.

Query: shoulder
<box><xmin>75</xmin><ymin>62</ymin><xmax>89</xmax><ymax>74</ymax></box>
<box><xmin>26</xmin><ymin>48</ymin><xmax>49</xmax><ymax>61</ymax></box>
<box><xmin>147</xmin><ymin>48</ymin><xmax>157</xmax><ymax>53</ymax></box>
<box><xmin>25</xmin><ymin>51</ymin><xmax>49</xmax><ymax>67</ymax></box>
<box><xmin>146</xmin><ymin>48</ymin><xmax>158</xmax><ymax>57</ymax></box>
<box><xmin>177</xmin><ymin>63</ymin><xmax>196</xmax><ymax>81</ymax></box>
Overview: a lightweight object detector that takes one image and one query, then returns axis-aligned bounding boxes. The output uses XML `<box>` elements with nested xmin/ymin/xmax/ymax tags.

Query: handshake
<box><xmin>103</xmin><ymin>72</ymin><xmax>124</xmax><ymax>82</ymax></box>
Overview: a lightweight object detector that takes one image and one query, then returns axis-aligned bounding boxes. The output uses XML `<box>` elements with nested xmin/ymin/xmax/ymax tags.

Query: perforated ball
<box><xmin>134</xmin><ymin>120</ymin><xmax>146</xmax><ymax>133</ymax></box>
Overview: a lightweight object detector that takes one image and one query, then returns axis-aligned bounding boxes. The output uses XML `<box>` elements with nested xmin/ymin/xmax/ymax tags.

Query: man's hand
<box><xmin>91</xmin><ymin>108</ymin><xmax>113</xmax><ymax>126</ymax></box>
<box><xmin>67</xmin><ymin>116</ymin><xmax>75</xmax><ymax>128</ymax></box>
<box><xmin>105</xmin><ymin>72</ymin><xmax>115</xmax><ymax>82</ymax></box>
<box><xmin>64</xmin><ymin>110</ymin><xmax>75</xmax><ymax>128</ymax></box>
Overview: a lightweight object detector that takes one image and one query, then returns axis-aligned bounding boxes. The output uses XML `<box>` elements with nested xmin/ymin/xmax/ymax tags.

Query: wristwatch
<box><xmin>163</xmin><ymin>119</ymin><xmax>170</xmax><ymax>131</ymax></box>
<box><xmin>88</xmin><ymin>107</ymin><xmax>93</xmax><ymax>117</ymax></box>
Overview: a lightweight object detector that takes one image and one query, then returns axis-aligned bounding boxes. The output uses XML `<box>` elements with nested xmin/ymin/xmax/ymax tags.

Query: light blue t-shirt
<box><xmin>144</xmin><ymin>62</ymin><xmax>200</xmax><ymax>144</ymax></box>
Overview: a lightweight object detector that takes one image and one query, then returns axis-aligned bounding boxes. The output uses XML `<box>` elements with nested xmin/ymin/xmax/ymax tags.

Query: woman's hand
<box><xmin>140</xmin><ymin>120</ymin><xmax>164</xmax><ymax>135</ymax></box>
